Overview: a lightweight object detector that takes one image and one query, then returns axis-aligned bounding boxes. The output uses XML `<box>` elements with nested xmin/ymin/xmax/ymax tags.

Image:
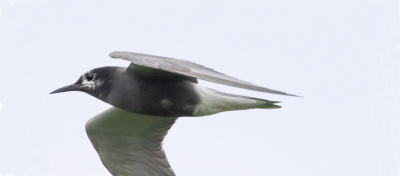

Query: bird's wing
<box><xmin>86</xmin><ymin>107</ymin><xmax>177</xmax><ymax>176</ymax></box>
<box><xmin>110</xmin><ymin>51</ymin><xmax>297</xmax><ymax>97</ymax></box>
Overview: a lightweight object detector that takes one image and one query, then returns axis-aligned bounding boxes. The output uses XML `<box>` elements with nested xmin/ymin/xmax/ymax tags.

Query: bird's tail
<box><xmin>211</xmin><ymin>89</ymin><xmax>281</xmax><ymax>109</ymax></box>
<box><xmin>193</xmin><ymin>86</ymin><xmax>280</xmax><ymax>116</ymax></box>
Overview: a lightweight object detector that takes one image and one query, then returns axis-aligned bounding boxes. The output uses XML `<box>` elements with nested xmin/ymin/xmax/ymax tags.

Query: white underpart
<box><xmin>192</xmin><ymin>84</ymin><xmax>265</xmax><ymax>116</ymax></box>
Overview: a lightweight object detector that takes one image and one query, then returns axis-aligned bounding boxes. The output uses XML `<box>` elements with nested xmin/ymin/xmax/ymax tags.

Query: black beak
<box><xmin>50</xmin><ymin>84</ymin><xmax>83</xmax><ymax>94</ymax></box>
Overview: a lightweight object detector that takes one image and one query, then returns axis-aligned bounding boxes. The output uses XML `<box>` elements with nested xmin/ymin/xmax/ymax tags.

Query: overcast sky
<box><xmin>0</xmin><ymin>0</ymin><xmax>399</xmax><ymax>176</ymax></box>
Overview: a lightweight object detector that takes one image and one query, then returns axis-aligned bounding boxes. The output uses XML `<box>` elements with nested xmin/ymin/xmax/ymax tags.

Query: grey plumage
<box><xmin>86</xmin><ymin>107</ymin><xmax>176</xmax><ymax>176</ymax></box>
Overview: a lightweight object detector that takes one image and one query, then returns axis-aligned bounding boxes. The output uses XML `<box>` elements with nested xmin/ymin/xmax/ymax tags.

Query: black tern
<box><xmin>51</xmin><ymin>51</ymin><xmax>297</xmax><ymax>176</ymax></box>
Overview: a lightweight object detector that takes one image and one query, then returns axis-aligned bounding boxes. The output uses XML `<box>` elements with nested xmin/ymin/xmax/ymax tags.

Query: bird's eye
<box><xmin>86</xmin><ymin>73</ymin><xmax>96</xmax><ymax>81</ymax></box>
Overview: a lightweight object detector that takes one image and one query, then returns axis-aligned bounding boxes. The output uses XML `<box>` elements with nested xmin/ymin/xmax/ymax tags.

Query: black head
<box><xmin>50</xmin><ymin>67</ymin><xmax>119</xmax><ymax>98</ymax></box>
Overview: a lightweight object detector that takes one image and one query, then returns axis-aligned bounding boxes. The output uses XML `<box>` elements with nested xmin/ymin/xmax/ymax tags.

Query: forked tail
<box><xmin>212</xmin><ymin>89</ymin><xmax>281</xmax><ymax>109</ymax></box>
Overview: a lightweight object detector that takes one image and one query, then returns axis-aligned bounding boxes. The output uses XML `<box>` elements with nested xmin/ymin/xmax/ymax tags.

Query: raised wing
<box><xmin>110</xmin><ymin>51</ymin><xmax>298</xmax><ymax>97</ymax></box>
<box><xmin>86</xmin><ymin>107</ymin><xmax>177</xmax><ymax>176</ymax></box>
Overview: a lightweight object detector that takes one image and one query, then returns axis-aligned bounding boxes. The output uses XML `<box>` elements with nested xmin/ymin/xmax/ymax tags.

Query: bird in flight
<box><xmin>51</xmin><ymin>51</ymin><xmax>297</xmax><ymax>176</ymax></box>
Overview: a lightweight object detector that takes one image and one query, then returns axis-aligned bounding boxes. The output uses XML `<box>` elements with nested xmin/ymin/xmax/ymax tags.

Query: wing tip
<box><xmin>285</xmin><ymin>93</ymin><xmax>303</xmax><ymax>98</ymax></box>
<box><xmin>266</xmin><ymin>89</ymin><xmax>302</xmax><ymax>98</ymax></box>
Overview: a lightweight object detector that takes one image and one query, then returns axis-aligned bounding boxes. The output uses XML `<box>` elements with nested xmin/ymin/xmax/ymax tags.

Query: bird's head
<box><xmin>50</xmin><ymin>67</ymin><xmax>118</xmax><ymax>98</ymax></box>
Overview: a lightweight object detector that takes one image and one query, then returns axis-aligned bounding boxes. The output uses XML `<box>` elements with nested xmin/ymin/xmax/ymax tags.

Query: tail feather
<box><xmin>192</xmin><ymin>85</ymin><xmax>281</xmax><ymax>116</ymax></box>
<box><xmin>211</xmin><ymin>89</ymin><xmax>281</xmax><ymax>109</ymax></box>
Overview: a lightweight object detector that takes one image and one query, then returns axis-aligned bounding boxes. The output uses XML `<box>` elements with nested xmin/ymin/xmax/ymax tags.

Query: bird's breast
<box><xmin>107</xmin><ymin>79</ymin><xmax>200</xmax><ymax>117</ymax></box>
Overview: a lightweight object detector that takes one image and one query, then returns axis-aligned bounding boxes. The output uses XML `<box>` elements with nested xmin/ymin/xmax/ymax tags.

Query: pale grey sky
<box><xmin>0</xmin><ymin>0</ymin><xmax>399</xmax><ymax>176</ymax></box>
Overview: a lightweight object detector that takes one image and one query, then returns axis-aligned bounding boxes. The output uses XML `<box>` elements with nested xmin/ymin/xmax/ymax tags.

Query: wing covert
<box><xmin>110</xmin><ymin>51</ymin><xmax>298</xmax><ymax>97</ymax></box>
